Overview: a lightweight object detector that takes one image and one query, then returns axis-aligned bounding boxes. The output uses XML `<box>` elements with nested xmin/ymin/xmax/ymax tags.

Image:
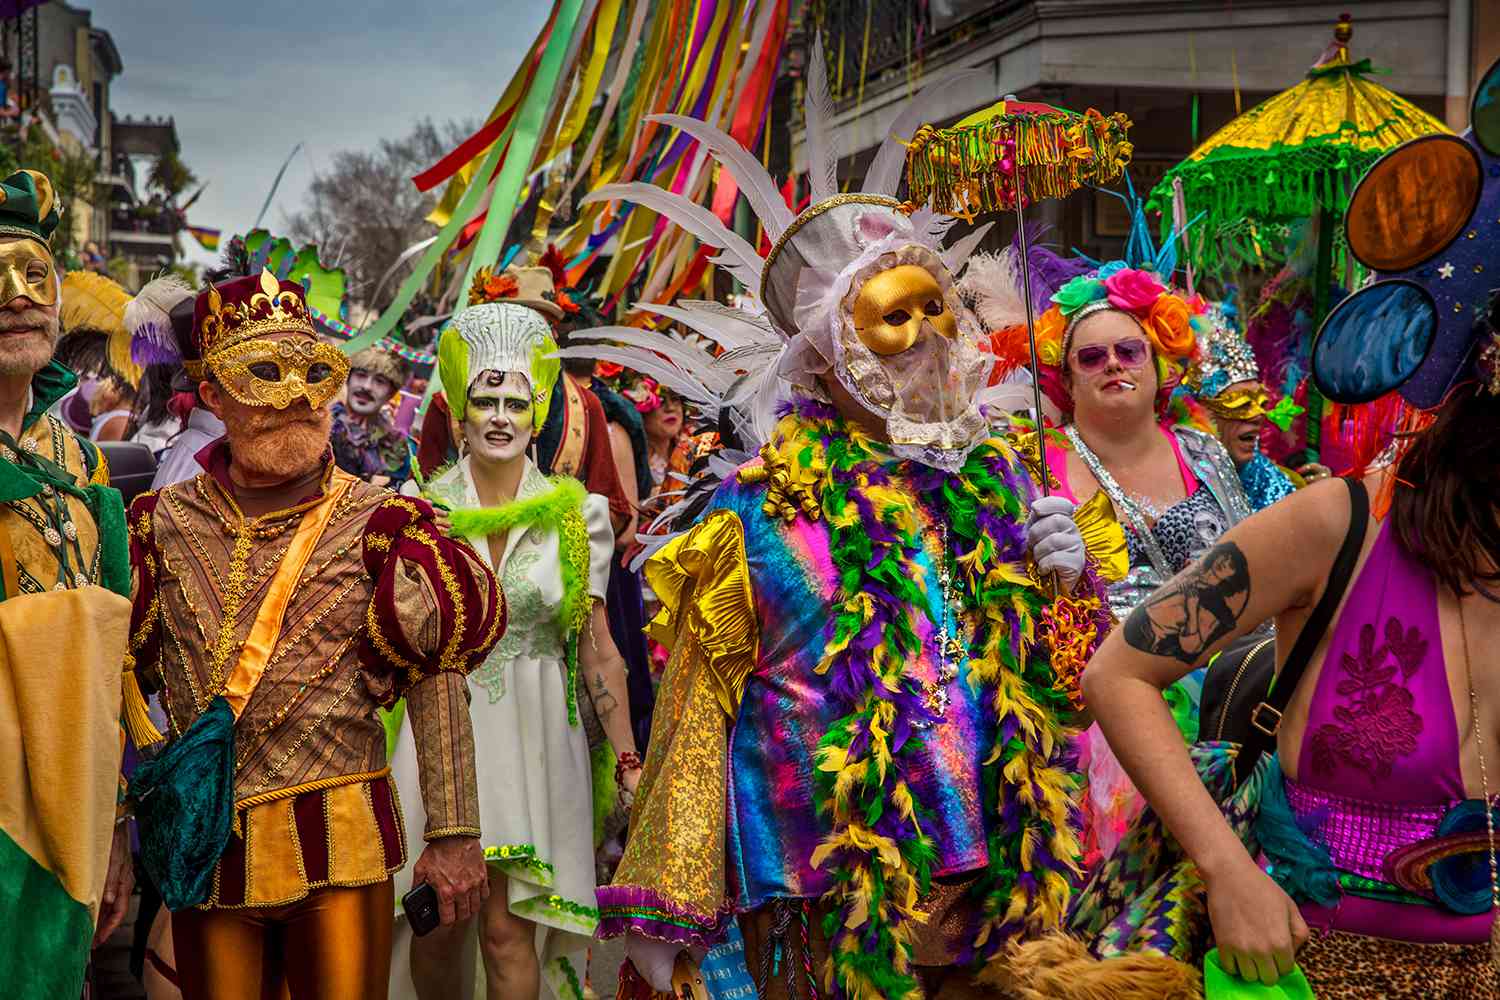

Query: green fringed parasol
<box><xmin>1147</xmin><ymin>14</ymin><xmax>1450</xmax><ymax>277</ymax></box>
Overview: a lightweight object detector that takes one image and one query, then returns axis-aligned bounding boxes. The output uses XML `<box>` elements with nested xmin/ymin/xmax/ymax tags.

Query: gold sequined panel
<box><xmin>2</xmin><ymin>416</ymin><xmax>102</xmax><ymax>594</ymax></box>
<box><xmin>612</xmin><ymin>639</ymin><xmax>730</xmax><ymax>918</ymax></box>
<box><xmin>149</xmin><ymin>473</ymin><xmax>390</xmax><ymax>802</ymax></box>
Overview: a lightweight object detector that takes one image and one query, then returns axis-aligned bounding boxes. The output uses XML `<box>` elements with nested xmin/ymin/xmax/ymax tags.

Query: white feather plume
<box><xmin>864</xmin><ymin>65</ymin><xmax>986</xmax><ymax>197</ymax></box>
<box><xmin>648</xmin><ymin>113</ymin><xmax>793</xmax><ymax>240</ymax></box>
<box><xmin>941</xmin><ymin>222</ymin><xmax>995</xmax><ymax>278</ymax></box>
<box><xmin>550</xmin><ymin>345</ymin><xmax>718</xmax><ymax>409</ymax></box>
<box><xmin>957</xmin><ymin>248</ymin><xmax>1027</xmax><ymax>332</ymax></box>
<box><xmin>581</xmin><ymin>183</ymin><xmax>764</xmax><ymax>290</ymax></box>
<box><xmin>634</xmin><ymin>301</ymin><xmax>782</xmax><ymax>351</ymax></box>
<box><xmin>566</xmin><ymin>326</ymin><xmax>738</xmax><ymax>394</ymax></box>
<box><xmin>125</xmin><ymin>273</ymin><xmax>194</xmax><ymax>365</ymax></box>
<box><xmin>802</xmin><ymin>34</ymin><xmax>839</xmax><ymax>202</ymax></box>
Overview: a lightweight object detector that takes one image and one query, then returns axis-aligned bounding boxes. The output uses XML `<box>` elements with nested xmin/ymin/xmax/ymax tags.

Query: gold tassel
<box><xmin>121</xmin><ymin>658</ymin><xmax>165</xmax><ymax>748</ymax></box>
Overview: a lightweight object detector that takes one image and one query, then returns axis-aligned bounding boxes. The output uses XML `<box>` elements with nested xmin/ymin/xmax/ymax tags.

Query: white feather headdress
<box><xmin>565</xmin><ymin>37</ymin><xmax>996</xmax><ymax>456</ymax></box>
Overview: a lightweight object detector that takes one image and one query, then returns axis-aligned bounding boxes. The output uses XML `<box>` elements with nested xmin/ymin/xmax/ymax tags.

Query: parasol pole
<box><xmin>1004</xmin><ymin>97</ymin><xmax>1051</xmax><ymax>496</ymax></box>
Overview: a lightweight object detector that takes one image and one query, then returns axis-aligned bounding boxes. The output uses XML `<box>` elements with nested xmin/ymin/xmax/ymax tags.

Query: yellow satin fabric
<box><xmin>0</xmin><ymin>587</ymin><xmax>129</xmax><ymax>919</ymax></box>
<box><xmin>1072</xmin><ymin>488</ymin><xmax>1129</xmax><ymax>583</ymax></box>
<box><xmin>643</xmin><ymin>508</ymin><xmax>758</xmax><ymax>718</ymax></box>
<box><xmin>223</xmin><ymin>471</ymin><xmax>355</xmax><ymax>717</ymax></box>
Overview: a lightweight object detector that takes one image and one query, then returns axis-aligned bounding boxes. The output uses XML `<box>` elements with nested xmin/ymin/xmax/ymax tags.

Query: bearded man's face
<box><xmin>219</xmin><ymin>393</ymin><xmax>331</xmax><ymax>482</ymax></box>
<box><xmin>0</xmin><ymin>298</ymin><xmax>59</xmax><ymax>377</ymax></box>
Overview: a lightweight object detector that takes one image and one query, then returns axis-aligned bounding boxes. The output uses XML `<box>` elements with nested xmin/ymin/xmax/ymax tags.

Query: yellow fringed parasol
<box><xmin>1147</xmin><ymin>13</ymin><xmax>1450</xmax><ymax>276</ymax></box>
<box><xmin>61</xmin><ymin>271</ymin><xmax>140</xmax><ymax>388</ymax></box>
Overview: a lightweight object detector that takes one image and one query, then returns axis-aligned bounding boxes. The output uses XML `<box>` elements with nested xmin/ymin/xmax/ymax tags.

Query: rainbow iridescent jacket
<box><xmin>597</xmin><ymin>404</ymin><xmax>1124</xmax><ymax>974</ymax></box>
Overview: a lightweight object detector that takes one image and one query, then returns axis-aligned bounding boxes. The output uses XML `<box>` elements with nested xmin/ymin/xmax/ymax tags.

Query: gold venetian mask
<box><xmin>851</xmin><ymin>264</ymin><xmax>956</xmax><ymax>355</ymax></box>
<box><xmin>0</xmin><ymin>238</ymin><xmax>56</xmax><ymax>307</ymax></box>
<box><xmin>1203</xmin><ymin>382</ymin><xmax>1268</xmax><ymax>423</ymax></box>
<box><xmin>208</xmin><ymin>336</ymin><xmax>350</xmax><ymax>410</ymax></box>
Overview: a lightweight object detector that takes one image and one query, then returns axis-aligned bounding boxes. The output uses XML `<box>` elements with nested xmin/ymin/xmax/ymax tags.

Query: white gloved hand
<box><xmin>1026</xmin><ymin>495</ymin><xmax>1087</xmax><ymax>592</ymax></box>
<box><xmin>626</xmin><ymin>931</ymin><xmax>706</xmax><ymax>993</ymax></box>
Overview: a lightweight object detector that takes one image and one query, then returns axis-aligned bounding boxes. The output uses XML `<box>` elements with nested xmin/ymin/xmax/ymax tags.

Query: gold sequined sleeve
<box><xmin>362</xmin><ymin>495</ymin><xmax>501</xmax><ymax>839</ymax></box>
<box><xmin>405</xmin><ymin>670</ymin><xmax>480</xmax><ymax>839</ymax></box>
<box><xmin>596</xmin><ymin>510</ymin><xmax>758</xmax><ymax>946</ymax></box>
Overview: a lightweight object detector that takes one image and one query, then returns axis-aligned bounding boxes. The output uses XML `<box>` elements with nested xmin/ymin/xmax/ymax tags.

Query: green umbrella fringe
<box><xmin>1147</xmin><ymin>145</ymin><xmax>1385</xmax><ymax>275</ymax></box>
<box><xmin>905</xmin><ymin>111</ymin><xmax>1132</xmax><ymax>214</ymax></box>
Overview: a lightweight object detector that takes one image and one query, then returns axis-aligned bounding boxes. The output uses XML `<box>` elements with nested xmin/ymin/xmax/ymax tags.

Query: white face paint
<box><xmin>462</xmin><ymin>370</ymin><xmax>533</xmax><ymax>467</ymax></box>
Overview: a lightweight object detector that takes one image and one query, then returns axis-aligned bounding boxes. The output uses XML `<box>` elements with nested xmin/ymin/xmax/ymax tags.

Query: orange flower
<box><xmin>555</xmin><ymin>290</ymin><xmax>581</xmax><ymax>315</ymax></box>
<box><xmin>1034</xmin><ymin>306</ymin><xmax>1067</xmax><ymax>367</ymax></box>
<box><xmin>596</xmin><ymin>361</ymin><xmax>623</xmax><ymax>379</ymax></box>
<box><xmin>1143</xmin><ymin>293</ymin><xmax>1195</xmax><ymax>359</ymax></box>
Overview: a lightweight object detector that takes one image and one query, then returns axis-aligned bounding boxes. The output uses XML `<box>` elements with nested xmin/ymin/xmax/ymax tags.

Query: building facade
<box><xmin>793</xmin><ymin>0</ymin><xmax>1496</xmax><ymax>264</ymax></box>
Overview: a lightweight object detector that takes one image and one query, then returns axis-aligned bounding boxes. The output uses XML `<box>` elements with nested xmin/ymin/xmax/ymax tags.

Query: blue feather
<box><xmin>1255</xmin><ymin>756</ymin><xmax>1342</xmax><ymax>907</ymax></box>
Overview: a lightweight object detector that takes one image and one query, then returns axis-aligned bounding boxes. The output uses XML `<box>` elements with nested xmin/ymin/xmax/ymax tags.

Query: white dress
<box><xmin>390</xmin><ymin>457</ymin><xmax>613</xmax><ymax>1000</ymax></box>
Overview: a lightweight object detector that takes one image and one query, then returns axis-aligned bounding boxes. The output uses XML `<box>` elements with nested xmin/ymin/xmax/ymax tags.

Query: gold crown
<box><xmin>199</xmin><ymin>268</ymin><xmax>317</xmax><ymax>363</ymax></box>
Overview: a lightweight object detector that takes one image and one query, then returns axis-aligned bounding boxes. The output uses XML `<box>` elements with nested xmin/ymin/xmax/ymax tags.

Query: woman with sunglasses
<box><xmin>1023</xmin><ymin>262</ymin><xmax>1253</xmax><ymax>863</ymax></box>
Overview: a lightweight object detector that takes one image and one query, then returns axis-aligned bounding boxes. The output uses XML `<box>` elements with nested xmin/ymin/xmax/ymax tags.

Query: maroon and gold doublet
<box><xmin>126</xmin><ymin>450</ymin><xmax>502</xmax><ymax>908</ymax></box>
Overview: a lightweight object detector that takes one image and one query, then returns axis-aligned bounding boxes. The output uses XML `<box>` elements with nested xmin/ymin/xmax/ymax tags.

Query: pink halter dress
<box><xmin>1276</xmin><ymin>519</ymin><xmax>1493</xmax><ymax>943</ymax></box>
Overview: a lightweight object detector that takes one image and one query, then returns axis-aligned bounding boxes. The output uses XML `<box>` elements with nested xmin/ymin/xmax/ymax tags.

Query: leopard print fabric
<box><xmin>1296</xmin><ymin>930</ymin><xmax>1496</xmax><ymax>998</ymax></box>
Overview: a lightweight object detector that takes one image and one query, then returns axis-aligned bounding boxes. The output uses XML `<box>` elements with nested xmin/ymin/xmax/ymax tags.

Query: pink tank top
<box><xmin>1284</xmin><ymin>519</ymin><xmax>1490</xmax><ymax>941</ymax></box>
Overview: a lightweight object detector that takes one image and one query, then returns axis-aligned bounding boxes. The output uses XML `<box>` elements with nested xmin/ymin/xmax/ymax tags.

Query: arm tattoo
<box><xmin>1123</xmin><ymin>541</ymin><xmax>1251</xmax><ymax>664</ymax></box>
<box><xmin>590</xmin><ymin>671</ymin><xmax>620</xmax><ymax>721</ymax></box>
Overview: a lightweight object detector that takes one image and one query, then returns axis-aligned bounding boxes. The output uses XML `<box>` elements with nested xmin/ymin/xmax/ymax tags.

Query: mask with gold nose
<box><xmin>851</xmin><ymin>263</ymin><xmax>957</xmax><ymax>354</ymax></box>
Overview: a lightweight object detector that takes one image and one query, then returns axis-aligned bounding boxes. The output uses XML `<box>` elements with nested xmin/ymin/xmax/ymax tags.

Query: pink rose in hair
<box><xmin>1103</xmin><ymin>268</ymin><xmax>1165</xmax><ymax>315</ymax></box>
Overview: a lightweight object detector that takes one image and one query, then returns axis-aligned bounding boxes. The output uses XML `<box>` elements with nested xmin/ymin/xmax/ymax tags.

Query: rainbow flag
<box><xmin>188</xmin><ymin>226</ymin><xmax>221</xmax><ymax>251</ymax></box>
<box><xmin>0</xmin><ymin>588</ymin><xmax>129</xmax><ymax>997</ymax></box>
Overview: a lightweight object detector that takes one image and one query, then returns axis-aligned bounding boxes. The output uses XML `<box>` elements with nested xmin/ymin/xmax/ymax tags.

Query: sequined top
<box><xmin>1237</xmin><ymin>449</ymin><xmax>1300</xmax><ymax>511</ymax></box>
<box><xmin>1048</xmin><ymin>425</ymin><xmax>1251</xmax><ymax>620</ymax></box>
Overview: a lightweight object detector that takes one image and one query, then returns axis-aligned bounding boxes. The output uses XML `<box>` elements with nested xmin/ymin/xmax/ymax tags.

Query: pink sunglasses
<box><xmin>1071</xmin><ymin>337</ymin><xmax>1151</xmax><ymax>374</ymax></box>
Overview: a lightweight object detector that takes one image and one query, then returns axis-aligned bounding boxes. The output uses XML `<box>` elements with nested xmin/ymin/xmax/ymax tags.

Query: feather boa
<box><xmin>444</xmin><ymin>475</ymin><xmax>592</xmax><ymax>724</ymax></box>
<box><xmin>770</xmin><ymin>398</ymin><xmax>1086</xmax><ymax>998</ymax></box>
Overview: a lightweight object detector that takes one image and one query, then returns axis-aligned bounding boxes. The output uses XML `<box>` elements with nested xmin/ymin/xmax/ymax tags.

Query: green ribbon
<box><xmin>459</xmin><ymin>0</ymin><xmax>587</xmax><ymax>296</ymax></box>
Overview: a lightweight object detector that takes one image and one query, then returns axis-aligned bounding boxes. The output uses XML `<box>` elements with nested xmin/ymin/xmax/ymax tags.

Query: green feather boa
<box><xmin>442</xmin><ymin>474</ymin><xmax>592</xmax><ymax>725</ymax></box>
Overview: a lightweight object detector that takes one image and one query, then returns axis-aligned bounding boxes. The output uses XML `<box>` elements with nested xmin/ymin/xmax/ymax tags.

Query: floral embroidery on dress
<box><xmin>1310</xmin><ymin>617</ymin><xmax>1426</xmax><ymax>782</ymax></box>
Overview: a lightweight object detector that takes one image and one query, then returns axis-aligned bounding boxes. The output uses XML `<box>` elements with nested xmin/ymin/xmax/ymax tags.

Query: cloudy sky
<box><xmin>88</xmin><ymin>0</ymin><xmax>553</xmax><ymax>268</ymax></box>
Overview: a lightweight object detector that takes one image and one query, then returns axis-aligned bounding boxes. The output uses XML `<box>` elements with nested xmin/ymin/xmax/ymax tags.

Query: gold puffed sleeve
<box><xmin>1073</xmin><ymin>488</ymin><xmax>1129</xmax><ymax>583</ymax></box>
<box><xmin>599</xmin><ymin>509</ymin><xmax>758</xmax><ymax>947</ymax></box>
<box><xmin>642</xmin><ymin>508</ymin><xmax>759</xmax><ymax>717</ymax></box>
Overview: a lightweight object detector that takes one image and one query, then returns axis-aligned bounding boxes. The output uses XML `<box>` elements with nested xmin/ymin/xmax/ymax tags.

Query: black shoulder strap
<box><xmin>1246</xmin><ymin>477</ymin><xmax>1369</xmax><ymax>745</ymax></box>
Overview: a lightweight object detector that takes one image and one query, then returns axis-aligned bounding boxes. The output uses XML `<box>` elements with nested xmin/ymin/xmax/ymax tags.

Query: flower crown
<box><xmin>1033</xmin><ymin>262</ymin><xmax>1200</xmax><ymax>370</ymax></box>
<box><xmin>596</xmin><ymin>361</ymin><xmax>664</xmax><ymax>413</ymax></box>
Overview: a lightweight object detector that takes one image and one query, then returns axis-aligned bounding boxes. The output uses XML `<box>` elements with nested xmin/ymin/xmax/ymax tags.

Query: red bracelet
<box><xmin>615</xmin><ymin>751</ymin><xmax>643</xmax><ymax>786</ymax></box>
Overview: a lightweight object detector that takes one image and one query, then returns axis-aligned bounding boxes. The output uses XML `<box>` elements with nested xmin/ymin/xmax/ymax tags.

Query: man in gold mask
<box><xmin>0</xmin><ymin>169</ymin><xmax>138</xmax><ymax>998</ymax></box>
<box><xmin>119</xmin><ymin>268</ymin><xmax>506</xmax><ymax>998</ymax></box>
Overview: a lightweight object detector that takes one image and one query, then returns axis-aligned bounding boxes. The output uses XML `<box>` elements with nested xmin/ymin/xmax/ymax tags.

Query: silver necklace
<box><xmin>1064</xmin><ymin>424</ymin><xmax>1172</xmax><ymax>577</ymax></box>
<box><xmin>915</xmin><ymin>523</ymin><xmax>964</xmax><ymax>728</ymax></box>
